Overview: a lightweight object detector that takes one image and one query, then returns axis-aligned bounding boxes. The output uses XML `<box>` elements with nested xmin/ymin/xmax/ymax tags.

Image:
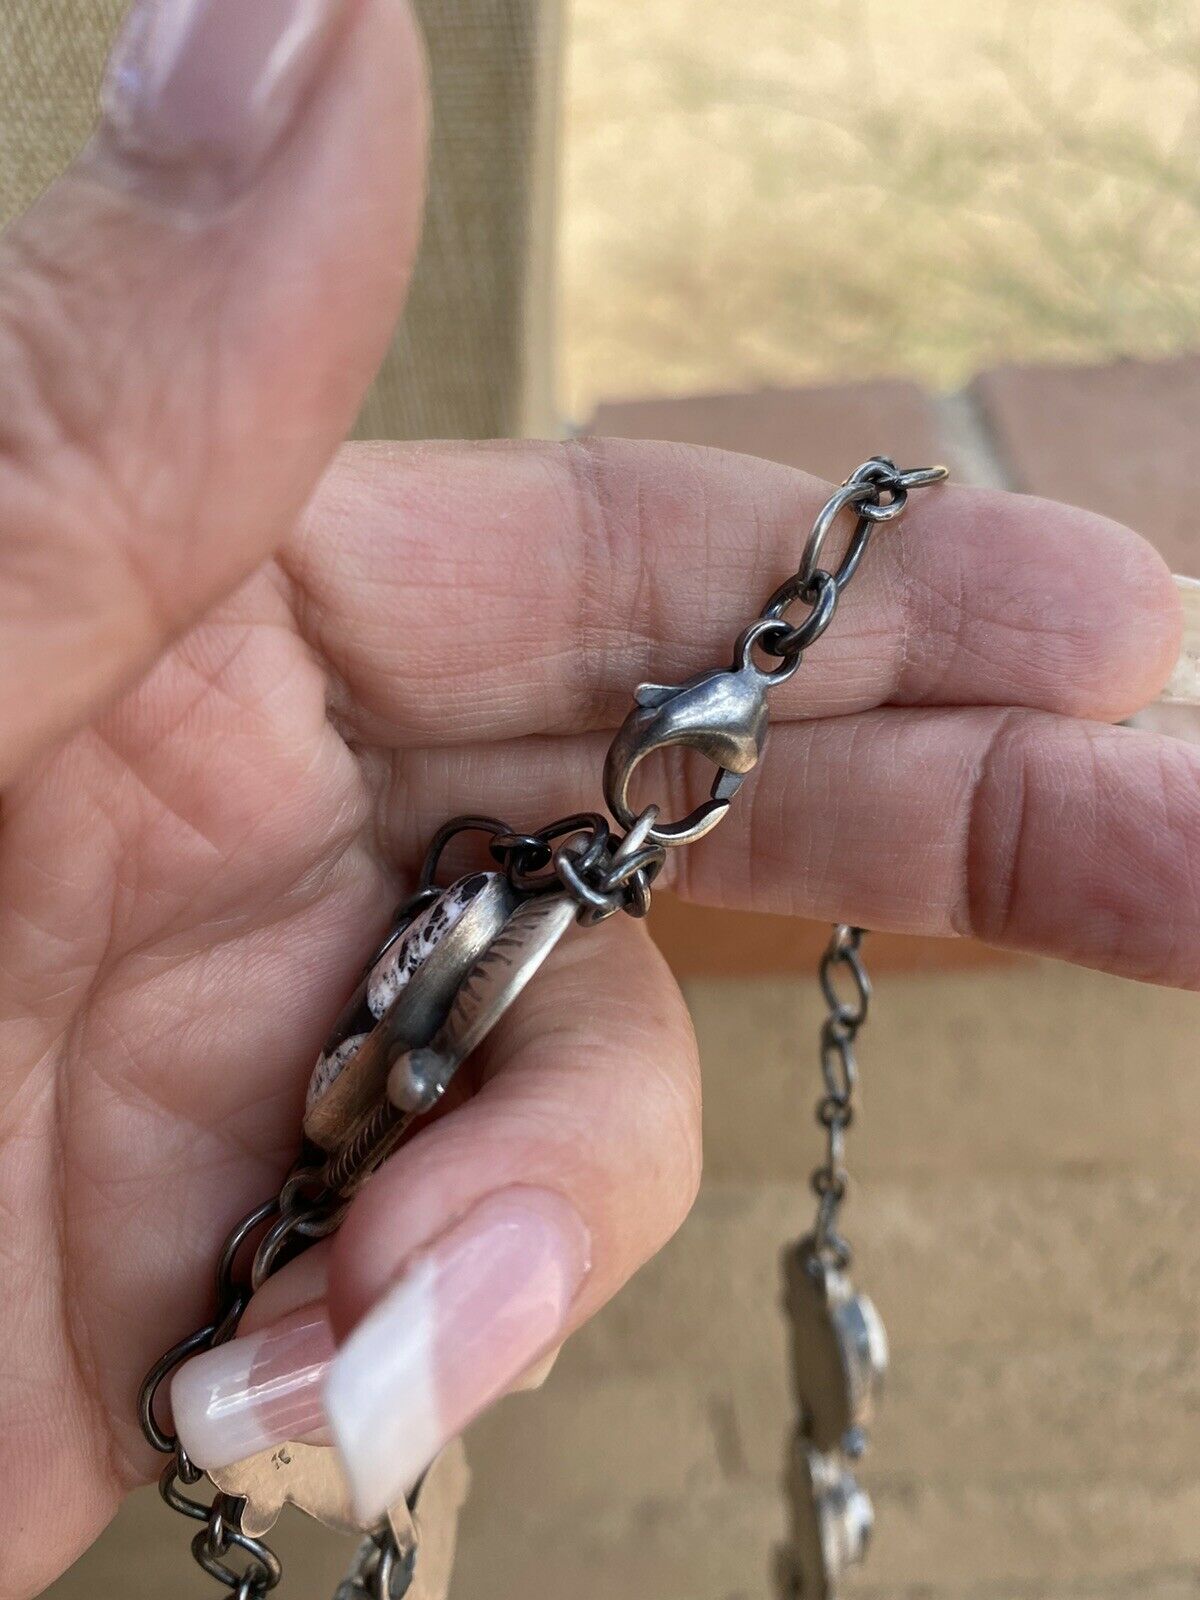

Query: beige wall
<box><xmin>0</xmin><ymin>0</ymin><xmax>562</xmax><ymax>441</ymax></box>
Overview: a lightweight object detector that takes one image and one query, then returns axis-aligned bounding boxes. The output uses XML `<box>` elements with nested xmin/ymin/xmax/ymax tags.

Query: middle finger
<box><xmin>287</xmin><ymin>437</ymin><xmax>1181</xmax><ymax>747</ymax></box>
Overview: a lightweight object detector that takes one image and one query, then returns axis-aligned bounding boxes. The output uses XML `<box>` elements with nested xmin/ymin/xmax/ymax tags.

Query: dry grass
<box><xmin>560</xmin><ymin>0</ymin><xmax>1200</xmax><ymax>417</ymax></box>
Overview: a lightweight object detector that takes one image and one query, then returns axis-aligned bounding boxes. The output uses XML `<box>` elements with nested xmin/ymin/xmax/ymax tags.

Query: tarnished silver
<box><xmin>335</xmin><ymin>1442</ymin><xmax>470</xmax><ymax>1600</ymax></box>
<box><xmin>389</xmin><ymin>892</ymin><xmax>577</xmax><ymax>1113</ymax></box>
<box><xmin>783</xmin><ymin>1240</ymin><xmax>888</xmax><ymax>1455</ymax></box>
<box><xmin>808</xmin><ymin>924</ymin><xmax>870</xmax><ymax>1266</ymax></box>
<box><xmin>209</xmin><ymin>1439</ymin><xmax>417</xmax><ymax>1543</ymax></box>
<box><xmin>605</xmin><ymin>457</ymin><xmax>947</xmax><ymax>851</ymax></box>
<box><xmin>305</xmin><ymin>874</ymin><xmax>519</xmax><ymax>1152</ymax></box>
<box><xmin>779</xmin><ymin>921</ymin><xmax>884</xmax><ymax>1598</ymax></box>
<box><xmin>138</xmin><ymin>456</ymin><xmax>947</xmax><ymax>1600</ymax></box>
<box><xmin>604</xmin><ymin>620</ymin><xmax>799</xmax><ymax>846</ymax></box>
<box><xmin>324</xmin><ymin>891</ymin><xmax>578</xmax><ymax>1198</ymax></box>
<box><xmin>783</xmin><ymin>1444</ymin><xmax>874</xmax><ymax>1600</ymax></box>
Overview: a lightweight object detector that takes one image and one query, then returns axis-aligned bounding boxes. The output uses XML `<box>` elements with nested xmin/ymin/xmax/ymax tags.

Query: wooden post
<box><xmin>359</xmin><ymin>0</ymin><xmax>564</xmax><ymax>441</ymax></box>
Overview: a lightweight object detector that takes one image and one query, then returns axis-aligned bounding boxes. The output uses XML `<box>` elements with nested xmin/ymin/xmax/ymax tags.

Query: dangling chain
<box><xmin>137</xmin><ymin>457</ymin><xmax>946</xmax><ymax>1600</ymax></box>
<box><xmin>809</xmin><ymin>925</ymin><xmax>870</xmax><ymax>1271</ymax></box>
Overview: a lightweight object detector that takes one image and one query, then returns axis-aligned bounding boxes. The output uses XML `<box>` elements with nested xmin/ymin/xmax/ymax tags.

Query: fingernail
<box><xmin>1158</xmin><ymin>575</ymin><xmax>1200</xmax><ymax>705</ymax></box>
<box><xmin>326</xmin><ymin>1189</ymin><xmax>591</xmax><ymax>1524</ymax></box>
<box><xmin>96</xmin><ymin>0</ymin><xmax>354</xmax><ymax>204</ymax></box>
<box><xmin>171</xmin><ymin>1305</ymin><xmax>334</xmax><ymax>1470</ymax></box>
<box><xmin>511</xmin><ymin>1344</ymin><xmax>563</xmax><ymax>1394</ymax></box>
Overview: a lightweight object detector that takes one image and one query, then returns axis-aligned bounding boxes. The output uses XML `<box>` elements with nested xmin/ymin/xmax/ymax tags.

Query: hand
<box><xmin>0</xmin><ymin>1</ymin><xmax>1192</xmax><ymax>1593</ymax></box>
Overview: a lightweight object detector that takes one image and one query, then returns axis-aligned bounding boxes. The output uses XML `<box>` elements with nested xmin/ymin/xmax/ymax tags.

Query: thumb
<box><xmin>0</xmin><ymin>0</ymin><xmax>426</xmax><ymax>782</ymax></box>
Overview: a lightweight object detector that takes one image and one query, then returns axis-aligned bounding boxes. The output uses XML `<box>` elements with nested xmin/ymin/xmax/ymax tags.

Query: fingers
<box><xmin>680</xmin><ymin>709</ymin><xmax>1200</xmax><ymax>989</ymax></box>
<box><xmin>657</xmin><ymin>708</ymin><xmax>1200</xmax><ymax>987</ymax></box>
<box><xmin>0</xmin><ymin>0</ymin><xmax>426</xmax><ymax>781</ymax></box>
<box><xmin>368</xmin><ymin>704</ymin><xmax>1200</xmax><ymax>988</ymax></box>
<box><xmin>170</xmin><ymin>922</ymin><xmax>701</xmax><ymax>1520</ymax></box>
<box><xmin>287</xmin><ymin>438</ymin><xmax>1181</xmax><ymax>747</ymax></box>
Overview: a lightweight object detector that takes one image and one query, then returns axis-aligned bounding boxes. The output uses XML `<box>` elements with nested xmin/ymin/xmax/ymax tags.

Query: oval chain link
<box><xmin>808</xmin><ymin>925</ymin><xmax>872</xmax><ymax>1269</ymax></box>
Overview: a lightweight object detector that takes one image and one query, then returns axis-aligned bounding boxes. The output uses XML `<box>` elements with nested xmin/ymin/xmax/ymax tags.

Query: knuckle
<box><xmin>1115</xmin><ymin>734</ymin><xmax>1200</xmax><ymax>986</ymax></box>
<box><xmin>1</xmin><ymin>218</ymin><xmax>125</xmax><ymax>492</ymax></box>
<box><xmin>562</xmin><ymin>436</ymin><xmax>719</xmax><ymax>729</ymax></box>
<box><xmin>562</xmin><ymin>435</ymin><xmax>657</xmax><ymax>729</ymax></box>
<box><xmin>960</xmin><ymin>707</ymin><xmax>1030</xmax><ymax>944</ymax></box>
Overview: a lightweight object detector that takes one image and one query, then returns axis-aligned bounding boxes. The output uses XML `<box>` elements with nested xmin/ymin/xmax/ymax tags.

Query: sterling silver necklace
<box><xmin>139</xmin><ymin>456</ymin><xmax>949</xmax><ymax>1600</ymax></box>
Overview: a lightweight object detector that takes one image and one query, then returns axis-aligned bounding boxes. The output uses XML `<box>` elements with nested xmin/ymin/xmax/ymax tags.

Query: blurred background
<box><xmin>3</xmin><ymin>1</ymin><xmax>1198</xmax><ymax>1597</ymax></box>
<box><xmin>561</xmin><ymin>0</ymin><xmax>1200</xmax><ymax>414</ymax></box>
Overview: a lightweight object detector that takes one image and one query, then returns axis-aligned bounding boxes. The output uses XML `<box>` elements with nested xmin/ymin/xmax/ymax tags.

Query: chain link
<box><xmin>758</xmin><ymin>457</ymin><xmax>933</xmax><ymax>662</ymax></box>
<box><xmin>417</xmin><ymin>808</ymin><xmax>668</xmax><ymax>926</ymax></box>
<box><xmin>808</xmin><ymin>925</ymin><xmax>871</xmax><ymax>1270</ymax></box>
<box><xmin>138</xmin><ymin>1168</ymin><xmax>395</xmax><ymax>1600</ymax></box>
<box><xmin>335</xmin><ymin>1530</ymin><xmax>417</xmax><ymax>1600</ymax></box>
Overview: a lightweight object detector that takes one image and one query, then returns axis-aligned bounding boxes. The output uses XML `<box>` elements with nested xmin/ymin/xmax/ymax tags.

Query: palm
<box><xmin>0</xmin><ymin>543</ymin><xmax>427</xmax><ymax>1578</ymax></box>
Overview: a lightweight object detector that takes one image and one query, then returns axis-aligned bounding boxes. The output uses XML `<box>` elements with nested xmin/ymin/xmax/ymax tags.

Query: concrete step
<box><xmin>688</xmin><ymin>960</ymin><xmax>1200</xmax><ymax>1182</ymax></box>
<box><xmin>456</xmin><ymin>1472</ymin><xmax>1200</xmax><ymax>1600</ymax></box>
<box><xmin>462</xmin><ymin>1330</ymin><xmax>1200</xmax><ymax>1510</ymax></box>
<box><xmin>563</xmin><ymin>1176</ymin><xmax>1200</xmax><ymax>1379</ymax></box>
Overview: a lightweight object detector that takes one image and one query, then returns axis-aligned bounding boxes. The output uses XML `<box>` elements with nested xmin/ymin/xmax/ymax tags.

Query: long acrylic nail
<box><xmin>1158</xmin><ymin>575</ymin><xmax>1200</xmax><ymax>705</ymax></box>
<box><xmin>95</xmin><ymin>0</ymin><xmax>354</xmax><ymax>205</ymax></box>
<box><xmin>326</xmin><ymin>1189</ymin><xmax>591</xmax><ymax>1524</ymax></box>
<box><xmin>171</xmin><ymin>1304</ymin><xmax>334</xmax><ymax>1470</ymax></box>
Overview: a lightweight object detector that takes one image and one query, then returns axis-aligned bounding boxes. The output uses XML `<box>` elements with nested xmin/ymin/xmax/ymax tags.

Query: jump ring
<box><xmin>215</xmin><ymin>1196</ymin><xmax>282</xmax><ymax>1308</ymax></box>
<box><xmin>819</xmin><ymin>945</ymin><xmax>871</xmax><ymax>1025</ymax></box>
<box><xmin>418</xmin><ymin>815</ymin><xmax>511</xmax><ymax>892</ymax></box>
<box><xmin>796</xmin><ymin>480</ymin><xmax>878</xmax><ymax>589</ymax></box>
<box><xmin>160</xmin><ymin>1458</ymin><xmax>215</xmax><ymax>1523</ymax></box>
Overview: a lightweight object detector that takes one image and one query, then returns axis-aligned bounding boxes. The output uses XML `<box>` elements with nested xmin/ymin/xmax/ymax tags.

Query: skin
<box><xmin>0</xmin><ymin>3</ymin><xmax>1194</xmax><ymax>1595</ymax></box>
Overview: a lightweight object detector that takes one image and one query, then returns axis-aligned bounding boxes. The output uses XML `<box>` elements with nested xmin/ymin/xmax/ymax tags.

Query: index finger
<box><xmin>288</xmin><ymin>437</ymin><xmax>1182</xmax><ymax>749</ymax></box>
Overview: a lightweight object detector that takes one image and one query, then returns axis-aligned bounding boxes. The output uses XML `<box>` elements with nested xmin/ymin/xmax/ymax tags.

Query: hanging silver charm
<box><xmin>783</xmin><ymin>1237</ymin><xmax>888</xmax><ymax>1457</ymax></box>
<box><xmin>781</xmin><ymin>1238</ymin><xmax>887</xmax><ymax>1596</ymax></box>
<box><xmin>783</xmin><ymin>1444</ymin><xmax>874</xmax><ymax>1600</ymax></box>
<box><xmin>780</xmin><ymin>917</ymin><xmax>888</xmax><ymax>1597</ymax></box>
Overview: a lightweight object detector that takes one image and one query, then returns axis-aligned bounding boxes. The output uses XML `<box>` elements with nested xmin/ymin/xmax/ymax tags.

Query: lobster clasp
<box><xmin>604</xmin><ymin>620</ymin><xmax>794</xmax><ymax>847</ymax></box>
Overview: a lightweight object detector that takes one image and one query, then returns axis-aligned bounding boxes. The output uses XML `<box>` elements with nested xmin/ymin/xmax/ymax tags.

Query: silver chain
<box><xmin>138</xmin><ymin>1174</ymin><xmax>397</xmax><ymax>1600</ymax></box>
<box><xmin>809</xmin><ymin>924</ymin><xmax>871</xmax><ymax>1269</ymax></box>
<box><xmin>137</xmin><ymin>456</ymin><xmax>945</xmax><ymax>1599</ymax></box>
